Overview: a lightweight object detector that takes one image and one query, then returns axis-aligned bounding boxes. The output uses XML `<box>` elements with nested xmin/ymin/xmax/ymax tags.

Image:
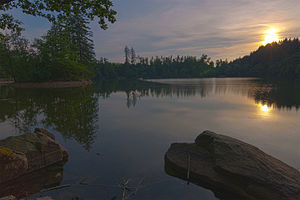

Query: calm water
<box><xmin>0</xmin><ymin>78</ymin><xmax>300</xmax><ymax>200</ymax></box>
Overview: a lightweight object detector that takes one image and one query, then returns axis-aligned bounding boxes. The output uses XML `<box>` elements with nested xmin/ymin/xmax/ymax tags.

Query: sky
<box><xmin>7</xmin><ymin>0</ymin><xmax>300</xmax><ymax>62</ymax></box>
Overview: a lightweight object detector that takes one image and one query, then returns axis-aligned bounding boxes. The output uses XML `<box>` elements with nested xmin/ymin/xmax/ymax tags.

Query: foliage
<box><xmin>0</xmin><ymin>0</ymin><xmax>116</xmax><ymax>29</ymax></box>
<box><xmin>0</xmin><ymin>14</ymin><xmax>23</xmax><ymax>35</ymax></box>
<box><xmin>214</xmin><ymin>38</ymin><xmax>300</xmax><ymax>78</ymax></box>
<box><xmin>32</xmin><ymin>15</ymin><xmax>95</xmax><ymax>81</ymax></box>
<box><xmin>1</xmin><ymin>14</ymin><xmax>95</xmax><ymax>82</ymax></box>
<box><xmin>93</xmin><ymin>48</ymin><xmax>214</xmax><ymax>80</ymax></box>
<box><xmin>0</xmin><ymin>20</ymin><xmax>33</xmax><ymax>81</ymax></box>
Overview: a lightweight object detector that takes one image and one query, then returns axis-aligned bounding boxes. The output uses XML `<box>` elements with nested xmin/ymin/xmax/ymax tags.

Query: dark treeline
<box><xmin>0</xmin><ymin>14</ymin><xmax>95</xmax><ymax>82</ymax></box>
<box><xmin>94</xmin><ymin>51</ymin><xmax>214</xmax><ymax>80</ymax></box>
<box><xmin>94</xmin><ymin>39</ymin><xmax>300</xmax><ymax>80</ymax></box>
<box><xmin>211</xmin><ymin>38</ymin><xmax>300</xmax><ymax>78</ymax></box>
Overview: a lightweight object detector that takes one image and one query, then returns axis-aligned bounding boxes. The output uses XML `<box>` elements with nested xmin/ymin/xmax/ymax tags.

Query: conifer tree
<box><xmin>124</xmin><ymin>46</ymin><xmax>130</xmax><ymax>64</ymax></box>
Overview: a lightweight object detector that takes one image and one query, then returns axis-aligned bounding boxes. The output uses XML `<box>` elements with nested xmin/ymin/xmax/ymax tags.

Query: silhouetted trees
<box><xmin>0</xmin><ymin>15</ymin><xmax>95</xmax><ymax>82</ymax></box>
<box><xmin>2</xmin><ymin>33</ymin><xmax>300</xmax><ymax>82</ymax></box>
<box><xmin>213</xmin><ymin>38</ymin><xmax>300</xmax><ymax>78</ymax></box>
<box><xmin>94</xmin><ymin>48</ymin><xmax>214</xmax><ymax>80</ymax></box>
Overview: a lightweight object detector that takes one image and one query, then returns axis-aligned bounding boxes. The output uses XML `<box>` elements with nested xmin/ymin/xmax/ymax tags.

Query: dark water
<box><xmin>0</xmin><ymin>78</ymin><xmax>300</xmax><ymax>200</ymax></box>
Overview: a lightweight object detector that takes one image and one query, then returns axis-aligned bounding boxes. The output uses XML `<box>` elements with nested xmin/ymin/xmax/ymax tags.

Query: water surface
<box><xmin>0</xmin><ymin>78</ymin><xmax>299</xmax><ymax>200</ymax></box>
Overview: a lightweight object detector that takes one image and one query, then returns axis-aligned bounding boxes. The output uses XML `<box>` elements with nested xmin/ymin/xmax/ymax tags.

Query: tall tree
<box><xmin>63</xmin><ymin>14</ymin><xmax>95</xmax><ymax>65</ymax></box>
<box><xmin>33</xmin><ymin>22</ymin><xmax>90</xmax><ymax>81</ymax></box>
<box><xmin>130</xmin><ymin>47</ymin><xmax>136</xmax><ymax>64</ymax></box>
<box><xmin>124</xmin><ymin>46</ymin><xmax>130</xmax><ymax>64</ymax></box>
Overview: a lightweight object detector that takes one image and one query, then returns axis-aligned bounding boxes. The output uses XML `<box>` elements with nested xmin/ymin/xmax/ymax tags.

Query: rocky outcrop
<box><xmin>165</xmin><ymin>130</ymin><xmax>300</xmax><ymax>200</ymax></box>
<box><xmin>0</xmin><ymin>128</ymin><xmax>68</xmax><ymax>185</ymax></box>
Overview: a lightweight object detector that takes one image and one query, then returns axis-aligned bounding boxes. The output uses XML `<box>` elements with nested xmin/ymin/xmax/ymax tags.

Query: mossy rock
<box><xmin>0</xmin><ymin>147</ymin><xmax>14</xmax><ymax>158</ymax></box>
<box><xmin>0</xmin><ymin>128</ymin><xmax>68</xmax><ymax>185</ymax></box>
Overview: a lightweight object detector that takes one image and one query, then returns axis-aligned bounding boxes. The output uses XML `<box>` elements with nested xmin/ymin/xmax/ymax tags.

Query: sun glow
<box><xmin>256</xmin><ymin>103</ymin><xmax>272</xmax><ymax>117</ymax></box>
<box><xmin>262</xmin><ymin>29</ymin><xmax>280</xmax><ymax>45</ymax></box>
<box><xmin>258</xmin><ymin>103</ymin><xmax>272</xmax><ymax>113</ymax></box>
<box><xmin>260</xmin><ymin>105</ymin><xmax>270</xmax><ymax>112</ymax></box>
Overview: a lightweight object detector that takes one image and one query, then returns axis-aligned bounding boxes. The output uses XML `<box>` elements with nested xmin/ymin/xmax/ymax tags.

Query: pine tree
<box><xmin>63</xmin><ymin>14</ymin><xmax>95</xmax><ymax>65</ymax></box>
<box><xmin>130</xmin><ymin>47</ymin><xmax>136</xmax><ymax>64</ymax></box>
<box><xmin>124</xmin><ymin>46</ymin><xmax>130</xmax><ymax>64</ymax></box>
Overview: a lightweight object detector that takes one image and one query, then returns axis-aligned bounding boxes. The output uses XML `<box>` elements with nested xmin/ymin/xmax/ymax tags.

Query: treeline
<box><xmin>94</xmin><ymin>39</ymin><xmax>300</xmax><ymax>80</ymax></box>
<box><xmin>2</xmin><ymin>16</ymin><xmax>300</xmax><ymax>82</ymax></box>
<box><xmin>0</xmin><ymin>14</ymin><xmax>95</xmax><ymax>82</ymax></box>
<box><xmin>211</xmin><ymin>38</ymin><xmax>300</xmax><ymax>78</ymax></box>
<box><xmin>94</xmin><ymin>50</ymin><xmax>214</xmax><ymax>80</ymax></box>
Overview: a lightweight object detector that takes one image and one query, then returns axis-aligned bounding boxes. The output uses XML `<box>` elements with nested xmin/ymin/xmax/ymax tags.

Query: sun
<box><xmin>260</xmin><ymin>105</ymin><xmax>270</xmax><ymax>112</ymax></box>
<box><xmin>262</xmin><ymin>29</ymin><xmax>279</xmax><ymax>45</ymax></box>
<box><xmin>258</xmin><ymin>103</ymin><xmax>272</xmax><ymax>113</ymax></box>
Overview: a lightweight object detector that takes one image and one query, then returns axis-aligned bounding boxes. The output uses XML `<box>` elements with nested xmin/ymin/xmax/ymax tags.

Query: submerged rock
<box><xmin>165</xmin><ymin>130</ymin><xmax>300</xmax><ymax>200</ymax></box>
<box><xmin>0</xmin><ymin>128</ymin><xmax>68</xmax><ymax>184</ymax></box>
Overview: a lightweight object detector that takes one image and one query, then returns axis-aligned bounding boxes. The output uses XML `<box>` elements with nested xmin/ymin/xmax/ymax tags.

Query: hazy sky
<box><xmin>9</xmin><ymin>0</ymin><xmax>300</xmax><ymax>62</ymax></box>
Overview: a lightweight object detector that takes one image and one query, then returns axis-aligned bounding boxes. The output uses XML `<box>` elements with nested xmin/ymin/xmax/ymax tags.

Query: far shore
<box><xmin>0</xmin><ymin>80</ymin><xmax>92</xmax><ymax>88</ymax></box>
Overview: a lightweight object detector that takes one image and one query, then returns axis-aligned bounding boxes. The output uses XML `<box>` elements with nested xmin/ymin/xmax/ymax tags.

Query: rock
<box><xmin>0</xmin><ymin>162</ymin><xmax>65</xmax><ymax>199</ymax></box>
<box><xmin>0</xmin><ymin>148</ymin><xmax>28</xmax><ymax>184</ymax></box>
<box><xmin>0</xmin><ymin>128</ymin><xmax>68</xmax><ymax>184</ymax></box>
<box><xmin>165</xmin><ymin>130</ymin><xmax>300</xmax><ymax>200</ymax></box>
<box><xmin>35</xmin><ymin>197</ymin><xmax>54</xmax><ymax>200</ymax></box>
<box><xmin>0</xmin><ymin>196</ymin><xmax>16</xmax><ymax>200</ymax></box>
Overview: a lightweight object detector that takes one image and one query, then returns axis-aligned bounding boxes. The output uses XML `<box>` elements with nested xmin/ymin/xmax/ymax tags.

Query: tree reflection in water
<box><xmin>0</xmin><ymin>78</ymin><xmax>299</xmax><ymax>151</ymax></box>
<box><xmin>0</xmin><ymin>86</ymin><xmax>99</xmax><ymax>151</ymax></box>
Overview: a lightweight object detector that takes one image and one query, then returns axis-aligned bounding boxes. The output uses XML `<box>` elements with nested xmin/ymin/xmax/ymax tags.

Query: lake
<box><xmin>0</xmin><ymin>78</ymin><xmax>300</xmax><ymax>200</ymax></box>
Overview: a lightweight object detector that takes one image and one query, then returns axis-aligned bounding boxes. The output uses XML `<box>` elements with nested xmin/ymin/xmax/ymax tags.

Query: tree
<box><xmin>0</xmin><ymin>0</ymin><xmax>117</xmax><ymax>29</ymax></box>
<box><xmin>0</xmin><ymin>14</ymin><xmax>23</xmax><ymax>35</ymax></box>
<box><xmin>63</xmin><ymin>14</ymin><xmax>95</xmax><ymax>65</ymax></box>
<box><xmin>130</xmin><ymin>47</ymin><xmax>136</xmax><ymax>64</ymax></box>
<box><xmin>0</xmin><ymin>19</ymin><xmax>32</xmax><ymax>81</ymax></box>
<box><xmin>124</xmin><ymin>46</ymin><xmax>130</xmax><ymax>64</ymax></box>
<box><xmin>33</xmin><ymin>22</ymin><xmax>90</xmax><ymax>81</ymax></box>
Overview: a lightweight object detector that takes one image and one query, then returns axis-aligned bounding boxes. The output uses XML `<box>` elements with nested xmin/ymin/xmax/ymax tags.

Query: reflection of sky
<box><xmin>69</xmin><ymin>88</ymin><xmax>300</xmax><ymax>199</ymax></box>
<box><xmin>1</xmin><ymin>79</ymin><xmax>300</xmax><ymax>199</ymax></box>
<box><xmin>5</xmin><ymin>0</ymin><xmax>300</xmax><ymax>62</ymax></box>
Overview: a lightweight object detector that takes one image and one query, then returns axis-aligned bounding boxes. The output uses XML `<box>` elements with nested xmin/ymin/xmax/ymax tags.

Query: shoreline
<box><xmin>5</xmin><ymin>80</ymin><xmax>92</xmax><ymax>88</ymax></box>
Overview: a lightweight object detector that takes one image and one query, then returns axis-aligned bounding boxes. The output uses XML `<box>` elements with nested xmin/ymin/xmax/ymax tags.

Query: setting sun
<box><xmin>262</xmin><ymin>29</ymin><xmax>280</xmax><ymax>45</ymax></box>
<box><xmin>260</xmin><ymin>105</ymin><xmax>270</xmax><ymax>112</ymax></box>
<box><xmin>257</xmin><ymin>103</ymin><xmax>272</xmax><ymax>114</ymax></box>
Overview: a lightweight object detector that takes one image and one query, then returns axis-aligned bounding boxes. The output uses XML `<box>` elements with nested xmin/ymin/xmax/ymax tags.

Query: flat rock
<box><xmin>0</xmin><ymin>196</ymin><xmax>16</xmax><ymax>200</ymax></box>
<box><xmin>165</xmin><ymin>130</ymin><xmax>300</xmax><ymax>200</ymax></box>
<box><xmin>0</xmin><ymin>128</ymin><xmax>68</xmax><ymax>184</ymax></box>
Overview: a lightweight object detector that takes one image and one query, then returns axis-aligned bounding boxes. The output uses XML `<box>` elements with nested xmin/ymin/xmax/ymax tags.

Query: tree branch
<box><xmin>0</xmin><ymin>0</ymin><xmax>15</xmax><ymax>7</ymax></box>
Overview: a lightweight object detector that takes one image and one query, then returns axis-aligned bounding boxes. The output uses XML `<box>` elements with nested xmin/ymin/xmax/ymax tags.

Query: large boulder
<box><xmin>165</xmin><ymin>130</ymin><xmax>300</xmax><ymax>200</ymax></box>
<box><xmin>0</xmin><ymin>128</ymin><xmax>68</xmax><ymax>184</ymax></box>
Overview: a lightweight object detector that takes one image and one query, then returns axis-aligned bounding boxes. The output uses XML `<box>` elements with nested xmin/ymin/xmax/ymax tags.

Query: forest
<box><xmin>95</xmin><ymin>39</ymin><xmax>300</xmax><ymax>80</ymax></box>
<box><xmin>211</xmin><ymin>38</ymin><xmax>300</xmax><ymax>78</ymax></box>
<box><xmin>0</xmin><ymin>14</ymin><xmax>95</xmax><ymax>82</ymax></box>
<box><xmin>1</xmin><ymin>13</ymin><xmax>300</xmax><ymax>81</ymax></box>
